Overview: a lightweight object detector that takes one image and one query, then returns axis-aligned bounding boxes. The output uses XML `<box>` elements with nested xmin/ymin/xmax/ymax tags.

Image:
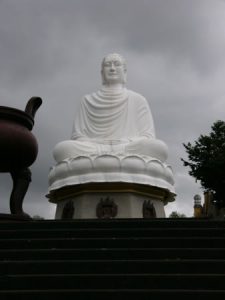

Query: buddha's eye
<box><xmin>104</xmin><ymin>60</ymin><xmax>122</xmax><ymax>67</ymax></box>
<box><xmin>114</xmin><ymin>61</ymin><xmax>122</xmax><ymax>66</ymax></box>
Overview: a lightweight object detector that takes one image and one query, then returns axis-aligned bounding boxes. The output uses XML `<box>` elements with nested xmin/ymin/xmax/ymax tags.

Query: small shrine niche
<box><xmin>143</xmin><ymin>200</ymin><xmax>156</xmax><ymax>218</ymax></box>
<box><xmin>62</xmin><ymin>201</ymin><xmax>74</xmax><ymax>219</ymax></box>
<box><xmin>96</xmin><ymin>197</ymin><xmax>118</xmax><ymax>219</ymax></box>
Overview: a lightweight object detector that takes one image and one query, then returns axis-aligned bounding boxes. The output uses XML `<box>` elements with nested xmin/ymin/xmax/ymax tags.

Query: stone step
<box><xmin>1</xmin><ymin>236</ymin><xmax>225</xmax><ymax>249</ymax></box>
<box><xmin>1</xmin><ymin>227</ymin><xmax>225</xmax><ymax>238</ymax></box>
<box><xmin>0</xmin><ymin>219</ymin><xmax>224</xmax><ymax>298</ymax></box>
<box><xmin>0</xmin><ymin>247</ymin><xmax>224</xmax><ymax>260</ymax></box>
<box><xmin>1</xmin><ymin>289</ymin><xmax>225</xmax><ymax>300</ymax></box>
<box><xmin>1</xmin><ymin>274</ymin><xmax>225</xmax><ymax>290</ymax></box>
<box><xmin>0</xmin><ymin>219</ymin><xmax>224</xmax><ymax>230</ymax></box>
<box><xmin>1</xmin><ymin>259</ymin><xmax>225</xmax><ymax>275</ymax></box>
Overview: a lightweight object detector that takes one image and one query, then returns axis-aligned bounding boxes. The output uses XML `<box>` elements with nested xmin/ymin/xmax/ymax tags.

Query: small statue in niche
<box><xmin>143</xmin><ymin>200</ymin><xmax>156</xmax><ymax>218</ymax></box>
<box><xmin>62</xmin><ymin>200</ymin><xmax>74</xmax><ymax>219</ymax></box>
<box><xmin>96</xmin><ymin>197</ymin><xmax>118</xmax><ymax>219</ymax></box>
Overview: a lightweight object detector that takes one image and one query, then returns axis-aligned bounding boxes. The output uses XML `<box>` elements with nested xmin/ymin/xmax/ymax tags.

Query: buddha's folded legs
<box><xmin>53</xmin><ymin>138</ymin><xmax>168</xmax><ymax>163</ymax></box>
<box><xmin>125</xmin><ymin>137</ymin><xmax>168</xmax><ymax>162</ymax></box>
<box><xmin>53</xmin><ymin>140</ymin><xmax>126</xmax><ymax>162</ymax></box>
<box><xmin>53</xmin><ymin>140</ymin><xmax>98</xmax><ymax>162</ymax></box>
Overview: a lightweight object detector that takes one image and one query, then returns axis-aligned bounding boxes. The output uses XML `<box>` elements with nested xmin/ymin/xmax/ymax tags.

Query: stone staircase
<box><xmin>0</xmin><ymin>218</ymin><xmax>225</xmax><ymax>299</ymax></box>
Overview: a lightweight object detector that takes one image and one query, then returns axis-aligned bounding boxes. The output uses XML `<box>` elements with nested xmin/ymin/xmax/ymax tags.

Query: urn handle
<box><xmin>25</xmin><ymin>97</ymin><xmax>42</xmax><ymax>120</ymax></box>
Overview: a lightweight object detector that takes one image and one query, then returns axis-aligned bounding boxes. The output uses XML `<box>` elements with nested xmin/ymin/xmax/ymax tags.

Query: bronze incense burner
<box><xmin>0</xmin><ymin>97</ymin><xmax>42</xmax><ymax>219</ymax></box>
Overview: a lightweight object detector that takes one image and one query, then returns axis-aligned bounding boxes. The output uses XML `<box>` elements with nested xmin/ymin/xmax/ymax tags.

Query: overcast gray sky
<box><xmin>1</xmin><ymin>0</ymin><xmax>225</xmax><ymax>218</ymax></box>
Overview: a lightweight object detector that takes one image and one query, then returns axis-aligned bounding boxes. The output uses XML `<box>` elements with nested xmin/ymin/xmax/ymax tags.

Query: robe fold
<box><xmin>71</xmin><ymin>87</ymin><xmax>155</xmax><ymax>143</ymax></box>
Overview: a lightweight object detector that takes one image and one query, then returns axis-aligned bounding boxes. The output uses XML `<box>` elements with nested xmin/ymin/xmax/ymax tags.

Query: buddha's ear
<box><xmin>101</xmin><ymin>69</ymin><xmax>106</xmax><ymax>85</ymax></box>
<box><xmin>123</xmin><ymin>67</ymin><xmax>127</xmax><ymax>84</ymax></box>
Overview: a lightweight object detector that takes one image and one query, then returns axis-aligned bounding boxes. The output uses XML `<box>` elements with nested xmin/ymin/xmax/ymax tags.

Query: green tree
<box><xmin>182</xmin><ymin>120</ymin><xmax>225</xmax><ymax>207</ymax></box>
<box><xmin>169</xmin><ymin>211</ymin><xmax>187</xmax><ymax>218</ymax></box>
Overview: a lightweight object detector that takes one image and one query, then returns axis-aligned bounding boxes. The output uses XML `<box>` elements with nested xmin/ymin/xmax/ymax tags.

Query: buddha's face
<box><xmin>101</xmin><ymin>53</ymin><xmax>127</xmax><ymax>85</ymax></box>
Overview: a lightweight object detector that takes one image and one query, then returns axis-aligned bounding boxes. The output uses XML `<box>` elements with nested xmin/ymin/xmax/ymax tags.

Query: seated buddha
<box><xmin>53</xmin><ymin>53</ymin><xmax>168</xmax><ymax>163</ymax></box>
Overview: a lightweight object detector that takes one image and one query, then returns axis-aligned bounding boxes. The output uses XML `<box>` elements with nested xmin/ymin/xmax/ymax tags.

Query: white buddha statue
<box><xmin>53</xmin><ymin>53</ymin><xmax>168</xmax><ymax>163</ymax></box>
<box><xmin>49</xmin><ymin>53</ymin><xmax>176</xmax><ymax>219</ymax></box>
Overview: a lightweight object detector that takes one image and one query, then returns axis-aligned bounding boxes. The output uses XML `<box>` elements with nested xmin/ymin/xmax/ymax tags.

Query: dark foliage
<box><xmin>182</xmin><ymin>120</ymin><xmax>225</xmax><ymax>207</ymax></box>
<box><xmin>169</xmin><ymin>211</ymin><xmax>187</xmax><ymax>218</ymax></box>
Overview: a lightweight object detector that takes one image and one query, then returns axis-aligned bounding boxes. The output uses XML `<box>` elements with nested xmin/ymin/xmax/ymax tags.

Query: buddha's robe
<box><xmin>53</xmin><ymin>87</ymin><xmax>168</xmax><ymax>162</ymax></box>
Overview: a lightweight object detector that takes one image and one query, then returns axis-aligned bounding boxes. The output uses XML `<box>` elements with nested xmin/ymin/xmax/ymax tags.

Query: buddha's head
<box><xmin>101</xmin><ymin>53</ymin><xmax>127</xmax><ymax>86</ymax></box>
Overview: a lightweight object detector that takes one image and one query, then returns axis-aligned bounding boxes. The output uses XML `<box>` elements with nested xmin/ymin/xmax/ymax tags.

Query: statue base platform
<box><xmin>49</xmin><ymin>182</ymin><xmax>170</xmax><ymax>219</ymax></box>
<box><xmin>48</xmin><ymin>154</ymin><xmax>176</xmax><ymax>219</ymax></box>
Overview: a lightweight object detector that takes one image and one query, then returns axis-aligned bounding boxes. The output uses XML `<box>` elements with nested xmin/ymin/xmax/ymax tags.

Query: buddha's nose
<box><xmin>110</xmin><ymin>64</ymin><xmax>116</xmax><ymax>71</ymax></box>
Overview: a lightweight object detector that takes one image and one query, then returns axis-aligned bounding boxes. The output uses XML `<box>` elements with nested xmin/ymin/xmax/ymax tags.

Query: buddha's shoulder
<box><xmin>82</xmin><ymin>92</ymin><xmax>95</xmax><ymax>101</ymax></box>
<box><xmin>128</xmin><ymin>90</ymin><xmax>148</xmax><ymax>103</ymax></box>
